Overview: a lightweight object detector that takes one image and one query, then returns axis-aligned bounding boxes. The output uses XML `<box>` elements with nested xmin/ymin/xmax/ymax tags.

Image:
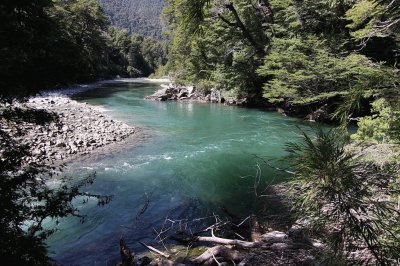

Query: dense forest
<box><xmin>0</xmin><ymin>0</ymin><xmax>167</xmax><ymax>101</ymax></box>
<box><xmin>97</xmin><ymin>0</ymin><xmax>166</xmax><ymax>37</ymax></box>
<box><xmin>1</xmin><ymin>0</ymin><xmax>400</xmax><ymax>265</ymax></box>
<box><xmin>162</xmin><ymin>0</ymin><xmax>399</xmax><ymax>140</ymax></box>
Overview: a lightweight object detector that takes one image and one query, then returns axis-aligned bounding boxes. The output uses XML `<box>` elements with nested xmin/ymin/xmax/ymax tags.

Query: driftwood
<box><xmin>196</xmin><ymin>235</ymin><xmax>258</xmax><ymax>248</ymax></box>
<box><xmin>118</xmin><ymin>217</ymin><xmax>321</xmax><ymax>265</ymax></box>
<box><xmin>139</xmin><ymin>241</ymin><xmax>170</xmax><ymax>258</ymax></box>
<box><xmin>189</xmin><ymin>230</ymin><xmax>320</xmax><ymax>265</ymax></box>
<box><xmin>193</xmin><ymin>245</ymin><xmax>245</xmax><ymax>265</ymax></box>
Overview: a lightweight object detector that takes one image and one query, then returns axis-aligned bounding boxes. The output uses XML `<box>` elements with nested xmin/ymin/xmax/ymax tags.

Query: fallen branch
<box><xmin>139</xmin><ymin>241</ymin><xmax>170</xmax><ymax>258</ymax></box>
<box><xmin>193</xmin><ymin>245</ymin><xmax>244</xmax><ymax>264</ymax></box>
<box><xmin>196</xmin><ymin>235</ymin><xmax>259</xmax><ymax>248</ymax></box>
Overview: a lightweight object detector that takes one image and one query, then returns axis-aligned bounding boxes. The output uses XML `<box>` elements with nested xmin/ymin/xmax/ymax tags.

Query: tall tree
<box><xmin>0</xmin><ymin>0</ymin><xmax>56</xmax><ymax>100</ymax></box>
<box><xmin>162</xmin><ymin>0</ymin><xmax>270</xmax><ymax>95</ymax></box>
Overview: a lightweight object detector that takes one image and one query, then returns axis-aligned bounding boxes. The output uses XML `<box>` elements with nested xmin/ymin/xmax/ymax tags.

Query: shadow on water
<box><xmin>71</xmin><ymin>83</ymin><xmax>134</xmax><ymax>100</ymax></box>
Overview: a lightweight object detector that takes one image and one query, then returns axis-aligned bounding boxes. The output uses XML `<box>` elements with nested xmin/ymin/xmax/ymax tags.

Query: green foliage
<box><xmin>344</xmin><ymin>0</ymin><xmax>399</xmax><ymax>63</ymax></box>
<box><xmin>269</xmin><ymin>0</ymin><xmax>301</xmax><ymax>36</ymax></box>
<box><xmin>53</xmin><ymin>0</ymin><xmax>110</xmax><ymax>81</ymax></box>
<box><xmin>345</xmin><ymin>0</ymin><xmax>399</xmax><ymax>39</ymax></box>
<box><xmin>257</xmin><ymin>36</ymin><xmax>387</xmax><ymax>104</ymax></box>
<box><xmin>286</xmin><ymin>128</ymin><xmax>400</xmax><ymax>264</ymax></box>
<box><xmin>140</xmin><ymin>36</ymin><xmax>169</xmax><ymax>73</ymax></box>
<box><xmin>352</xmin><ymin>99</ymin><xmax>400</xmax><ymax>143</ymax></box>
<box><xmin>175</xmin><ymin>0</ymin><xmax>211</xmax><ymax>34</ymax></box>
<box><xmin>162</xmin><ymin>0</ymin><xmax>400</xmax><ymax>129</ymax></box>
<box><xmin>0</xmin><ymin>113</ymin><xmax>112</xmax><ymax>265</ymax></box>
<box><xmin>163</xmin><ymin>0</ymin><xmax>268</xmax><ymax>95</ymax></box>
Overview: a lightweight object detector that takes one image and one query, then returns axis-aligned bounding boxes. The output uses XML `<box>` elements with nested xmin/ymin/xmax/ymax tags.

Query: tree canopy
<box><xmin>162</xmin><ymin>0</ymin><xmax>400</xmax><ymax>142</ymax></box>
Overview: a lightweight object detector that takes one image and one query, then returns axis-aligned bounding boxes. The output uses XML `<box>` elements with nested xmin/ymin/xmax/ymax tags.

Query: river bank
<box><xmin>145</xmin><ymin>83</ymin><xmax>333</xmax><ymax>122</ymax></box>
<box><xmin>0</xmin><ymin>78</ymin><xmax>169</xmax><ymax>165</ymax></box>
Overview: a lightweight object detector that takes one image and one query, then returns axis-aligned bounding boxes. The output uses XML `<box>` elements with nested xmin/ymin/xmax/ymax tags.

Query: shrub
<box><xmin>286</xmin><ymin>128</ymin><xmax>400</xmax><ymax>264</ymax></box>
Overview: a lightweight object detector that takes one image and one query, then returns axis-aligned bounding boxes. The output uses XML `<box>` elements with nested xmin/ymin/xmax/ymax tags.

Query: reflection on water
<box><xmin>47</xmin><ymin>82</ymin><xmax>314</xmax><ymax>265</ymax></box>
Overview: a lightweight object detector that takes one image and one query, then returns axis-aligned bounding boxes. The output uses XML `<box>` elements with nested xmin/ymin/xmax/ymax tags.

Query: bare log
<box><xmin>139</xmin><ymin>241</ymin><xmax>170</xmax><ymax>258</ymax></box>
<box><xmin>196</xmin><ymin>235</ymin><xmax>258</xmax><ymax>248</ymax></box>
<box><xmin>193</xmin><ymin>245</ymin><xmax>244</xmax><ymax>264</ymax></box>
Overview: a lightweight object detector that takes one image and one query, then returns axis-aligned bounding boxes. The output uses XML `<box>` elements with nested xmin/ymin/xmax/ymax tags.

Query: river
<box><xmin>47</xmin><ymin>81</ymin><xmax>314</xmax><ymax>265</ymax></box>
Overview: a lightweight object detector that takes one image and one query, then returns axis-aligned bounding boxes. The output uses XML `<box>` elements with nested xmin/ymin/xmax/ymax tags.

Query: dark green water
<box><xmin>47</xmin><ymin>82</ymin><xmax>313</xmax><ymax>265</ymax></box>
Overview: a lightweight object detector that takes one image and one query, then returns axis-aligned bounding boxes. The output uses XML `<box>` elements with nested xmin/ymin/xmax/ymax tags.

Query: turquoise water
<box><xmin>47</xmin><ymin>82</ymin><xmax>313</xmax><ymax>265</ymax></box>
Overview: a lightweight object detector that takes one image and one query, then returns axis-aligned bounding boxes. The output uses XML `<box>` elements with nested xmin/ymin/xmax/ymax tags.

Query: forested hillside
<box><xmin>97</xmin><ymin>0</ymin><xmax>166</xmax><ymax>36</ymax></box>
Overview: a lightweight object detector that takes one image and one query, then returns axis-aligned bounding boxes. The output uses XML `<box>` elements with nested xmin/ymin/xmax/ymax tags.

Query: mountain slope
<box><xmin>97</xmin><ymin>0</ymin><xmax>165</xmax><ymax>37</ymax></box>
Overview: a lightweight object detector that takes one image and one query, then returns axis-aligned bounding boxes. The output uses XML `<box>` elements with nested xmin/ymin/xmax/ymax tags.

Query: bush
<box><xmin>286</xmin><ymin>128</ymin><xmax>400</xmax><ymax>264</ymax></box>
<box><xmin>352</xmin><ymin>99</ymin><xmax>400</xmax><ymax>143</ymax></box>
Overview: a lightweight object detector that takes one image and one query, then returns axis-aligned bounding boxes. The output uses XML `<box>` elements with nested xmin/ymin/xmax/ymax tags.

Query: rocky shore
<box><xmin>145</xmin><ymin>83</ymin><xmax>248</xmax><ymax>106</ymax></box>
<box><xmin>1</xmin><ymin>95</ymin><xmax>141</xmax><ymax>164</ymax></box>
<box><xmin>145</xmin><ymin>83</ymin><xmax>333</xmax><ymax>122</ymax></box>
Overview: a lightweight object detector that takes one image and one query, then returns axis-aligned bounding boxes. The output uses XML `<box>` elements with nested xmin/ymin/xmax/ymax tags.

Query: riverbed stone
<box><xmin>2</xmin><ymin>94</ymin><xmax>138</xmax><ymax>164</ymax></box>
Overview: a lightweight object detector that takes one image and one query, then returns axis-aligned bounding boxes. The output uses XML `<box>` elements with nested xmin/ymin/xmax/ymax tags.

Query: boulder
<box><xmin>32</xmin><ymin>149</ymin><xmax>43</xmax><ymax>156</ymax></box>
